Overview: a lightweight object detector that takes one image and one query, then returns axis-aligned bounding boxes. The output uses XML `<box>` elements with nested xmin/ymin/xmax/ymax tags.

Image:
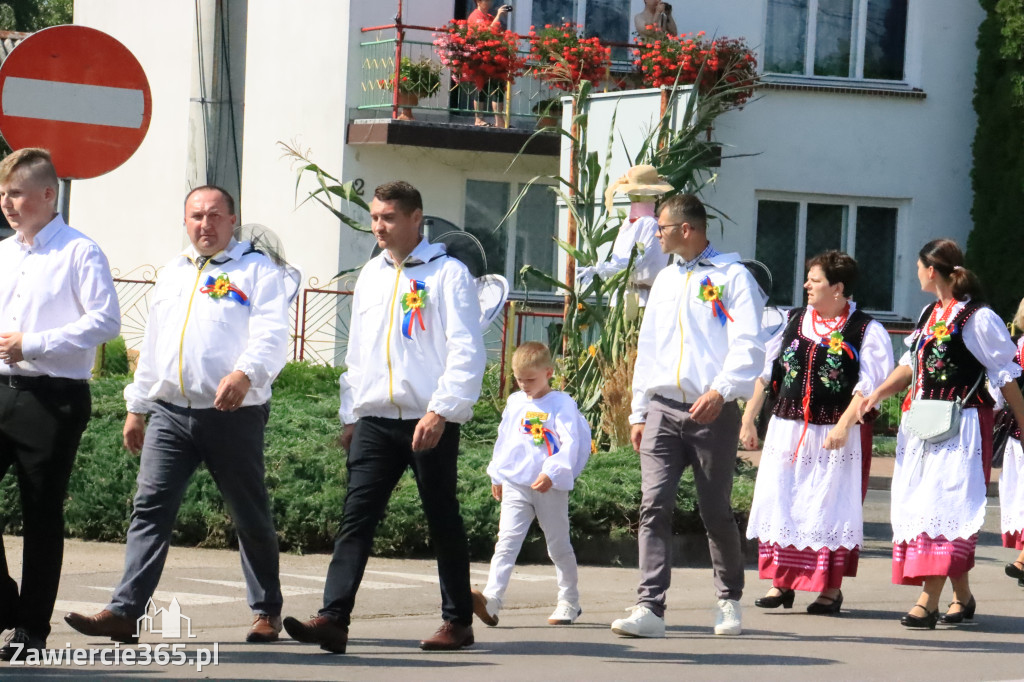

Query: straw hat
<box><xmin>604</xmin><ymin>164</ymin><xmax>673</xmax><ymax>210</ymax></box>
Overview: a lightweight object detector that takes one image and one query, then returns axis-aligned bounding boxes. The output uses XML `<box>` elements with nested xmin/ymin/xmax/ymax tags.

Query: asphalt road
<box><xmin>2</xmin><ymin>490</ymin><xmax>1024</xmax><ymax>680</ymax></box>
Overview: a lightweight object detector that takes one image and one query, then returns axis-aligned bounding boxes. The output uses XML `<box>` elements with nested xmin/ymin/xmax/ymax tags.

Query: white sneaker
<box><xmin>610</xmin><ymin>605</ymin><xmax>665</xmax><ymax>638</ymax></box>
<box><xmin>548</xmin><ymin>601</ymin><xmax>582</xmax><ymax>625</ymax></box>
<box><xmin>471</xmin><ymin>589</ymin><xmax>501</xmax><ymax>627</ymax></box>
<box><xmin>714</xmin><ymin>598</ymin><xmax>742</xmax><ymax>635</ymax></box>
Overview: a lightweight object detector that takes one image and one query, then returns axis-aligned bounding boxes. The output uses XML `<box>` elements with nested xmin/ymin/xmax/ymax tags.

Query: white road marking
<box><xmin>470</xmin><ymin>568</ymin><xmax>555</xmax><ymax>582</ymax></box>
<box><xmin>53</xmin><ymin>600</ymin><xmax>108</xmax><ymax>615</ymax></box>
<box><xmin>182</xmin><ymin>578</ymin><xmax>321</xmax><ymax>597</ymax></box>
<box><xmin>363</xmin><ymin>570</ymin><xmax>440</xmax><ymax>584</ymax></box>
<box><xmin>85</xmin><ymin>586</ymin><xmax>239</xmax><ymax>606</ymax></box>
<box><xmin>2</xmin><ymin>76</ymin><xmax>145</xmax><ymax>128</ymax></box>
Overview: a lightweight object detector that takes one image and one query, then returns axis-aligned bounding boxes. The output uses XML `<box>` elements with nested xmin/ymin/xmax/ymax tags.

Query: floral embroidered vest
<box><xmin>770</xmin><ymin>306</ymin><xmax>872</xmax><ymax>425</ymax></box>
<box><xmin>911</xmin><ymin>301</ymin><xmax>992</xmax><ymax>409</ymax></box>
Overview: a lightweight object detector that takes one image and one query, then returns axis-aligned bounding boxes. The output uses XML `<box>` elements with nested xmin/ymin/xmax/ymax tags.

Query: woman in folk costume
<box><xmin>863</xmin><ymin>239</ymin><xmax>1024</xmax><ymax>629</ymax></box>
<box><xmin>741</xmin><ymin>251</ymin><xmax>893</xmax><ymax>614</ymax></box>
<box><xmin>998</xmin><ymin>297</ymin><xmax>1024</xmax><ymax>586</ymax></box>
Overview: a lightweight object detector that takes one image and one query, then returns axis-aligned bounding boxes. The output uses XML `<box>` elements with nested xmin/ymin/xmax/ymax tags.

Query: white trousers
<box><xmin>483</xmin><ymin>481</ymin><xmax>579</xmax><ymax>606</ymax></box>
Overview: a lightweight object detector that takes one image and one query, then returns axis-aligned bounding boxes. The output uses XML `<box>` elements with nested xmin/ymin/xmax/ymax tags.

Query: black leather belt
<box><xmin>0</xmin><ymin>374</ymin><xmax>88</xmax><ymax>390</ymax></box>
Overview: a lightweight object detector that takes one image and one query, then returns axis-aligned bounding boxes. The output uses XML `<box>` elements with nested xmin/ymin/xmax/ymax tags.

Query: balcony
<box><xmin>349</xmin><ymin>25</ymin><xmax>636</xmax><ymax>157</ymax></box>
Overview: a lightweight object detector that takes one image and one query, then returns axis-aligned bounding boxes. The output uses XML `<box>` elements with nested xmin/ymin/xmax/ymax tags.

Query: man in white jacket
<box><xmin>65</xmin><ymin>185</ymin><xmax>290</xmax><ymax>645</ymax></box>
<box><xmin>611</xmin><ymin>193</ymin><xmax>765</xmax><ymax>639</ymax></box>
<box><xmin>284</xmin><ymin>181</ymin><xmax>486</xmax><ymax>654</ymax></box>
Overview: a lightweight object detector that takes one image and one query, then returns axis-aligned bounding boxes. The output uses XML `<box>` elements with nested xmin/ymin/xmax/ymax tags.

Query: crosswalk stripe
<box><xmin>53</xmin><ymin>600</ymin><xmax>108</xmax><ymax>615</ymax></box>
<box><xmin>85</xmin><ymin>586</ymin><xmax>239</xmax><ymax>606</ymax></box>
<box><xmin>470</xmin><ymin>568</ymin><xmax>555</xmax><ymax>582</ymax></box>
<box><xmin>364</xmin><ymin>570</ymin><xmax>440</xmax><ymax>584</ymax></box>
<box><xmin>183</xmin><ymin>578</ymin><xmax>321</xmax><ymax>597</ymax></box>
<box><xmin>279</xmin><ymin>573</ymin><xmax>414</xmax><ymax>590</ymax></box>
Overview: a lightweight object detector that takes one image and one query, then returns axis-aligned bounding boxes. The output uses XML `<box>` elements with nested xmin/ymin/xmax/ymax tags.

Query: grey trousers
<box><xmin>108</xmin><ymin>401</ymin><xmax>282</xmax><ymax>618</ymax></box>
<box><xmin>637</xmin><ymin>395</ymin><xmax>744</xmax><ymax>616</ymax></box>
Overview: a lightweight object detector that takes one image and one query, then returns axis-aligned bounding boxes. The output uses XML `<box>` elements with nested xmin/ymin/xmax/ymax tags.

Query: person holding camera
<box><xmin>467</xmin><ymin>0</ymin><xmax>512</xmax><ymax>127</ymax></box>
<box><xmin>634</xmin><ymin>0</ymin><xmax>677</xmax><ymax>38</ymax></box>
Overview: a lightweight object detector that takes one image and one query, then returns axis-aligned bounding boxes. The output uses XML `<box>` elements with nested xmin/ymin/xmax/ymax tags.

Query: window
<box><xmin>526</xmin><ymin>1</ymin><xmax>631</xmax><ymax>60</ymax></box>
<box><xmin>464</xmin><ymin>180</ymin><xmax>559</xmax><ymax>291</ymax></box>
<box><xmin>764</xmin><ymin>0</ymin><xmax>907</xmax><ymax>80</ymax></box>
<box><xmin>755</xmin><ymin>196</ymin><xmax>899</xmax><ymax>311</ymax></box>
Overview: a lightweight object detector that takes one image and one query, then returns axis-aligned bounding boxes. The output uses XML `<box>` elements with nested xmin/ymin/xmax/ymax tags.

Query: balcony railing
<box><xmin>357</xmin><ymin>24</ymin><xmax>638</xmax><ymax>128</ymax></box>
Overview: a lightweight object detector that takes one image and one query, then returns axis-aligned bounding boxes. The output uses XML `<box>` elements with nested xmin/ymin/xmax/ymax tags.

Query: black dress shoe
<box><xmin>1005</xmin><ymin>561</ymin><xmax>1024</xmax><ymax>581</ymax></box>
<box><xmin>754</xmin><ymin>588</ymin><xmax>795</xmax><ymax>609</ymax></box>
<box><xmin>0</xmin><ymin>628</ymin><xmax>45</xmax><ymax>661</ymax></box>
<box><xmin>900</xmin><ymin>605</ymin><xmax>938</xmax><ymax>629</ymax></box>
<box><xmin>939</xmin><ymin>595</ymin><xmax>976</xmax><ymax>624</ymax></box>
<box><xmin>806</xmin><ymin>591</ymin><xmax>843</xmax><ymax>615</ymax></box>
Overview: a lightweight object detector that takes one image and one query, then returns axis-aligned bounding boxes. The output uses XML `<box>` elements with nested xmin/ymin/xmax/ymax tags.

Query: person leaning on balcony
<box><xmin>860</xmin><ymin>239</ymin><xmax>1024</xmax><ymax>630</ymax></box>
<box><xmin>0</xmin><ymin>148</ymin><xmax>120</xmax><ymax>661</ymax></box>
<box><xmin>634</xmin><ymin>0</ymin><xmax>677</xmax><ymax>38</ymax></box>
<box><xmin>611</xmin><ymin>193</ymin><xmax>765</xmax><ymax>640</ymax></box>
<box><xmin>740</xmin><ymin>251</ymin><xmax>894</xmax><ymax>616</ymax></box>
<box><xmin>283</xmin><ymin>180</ymin><xmax>486</xmax><ymax>654</ymax></box>
<box><xmin>467</xmin><ymin>0</ymin><xmax>510</xmax><ymax>127</ymax></box>
<box><xmin>65</xmin><ymin>185</ymin><xmax>291</xmax><ymax>646</ymax></box>
<box><xmin>576</xmin><ymin>164</ymin><xmax>672</xmax><ymax>307</ymax></box>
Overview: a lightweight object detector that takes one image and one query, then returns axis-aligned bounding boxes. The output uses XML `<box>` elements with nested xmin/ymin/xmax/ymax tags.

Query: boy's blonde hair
<box><xmin>0</xmin><ymin>147</ymin><xmax>59</xmax><ymax>190</ymax></box>
<box><xmin>1014</xmin><ymin>296</ymin><xmax>1024</xmax><ymax>332</ymax></box>
<box><xmin>512</xmin><ymin>341</ymin><xmax>553</xmax><ymax>373</ymax></box>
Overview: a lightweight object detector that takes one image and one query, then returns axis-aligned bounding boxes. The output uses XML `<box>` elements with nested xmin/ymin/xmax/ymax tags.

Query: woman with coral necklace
<box><xmin>742</xmin><ymin>251</ymin><xmax>893</xmax><ymax>615</ymax></box>
<box><xmin>863</xmin><ymin>239</ymin><xmax>1024</xmax><ymax>629</ymax></box>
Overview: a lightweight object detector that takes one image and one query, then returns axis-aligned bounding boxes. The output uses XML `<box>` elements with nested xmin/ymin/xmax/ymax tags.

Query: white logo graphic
<box><xmin>135</xmin><ymin>597</ymin><xmax>196</xmax><ymax>639</ymax></box>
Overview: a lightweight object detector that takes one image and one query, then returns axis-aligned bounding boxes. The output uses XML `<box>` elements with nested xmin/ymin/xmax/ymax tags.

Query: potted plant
<box><xmin>633</xmin><ymin>32</ymin><xmax>757</xmax><ymax>110</ymax></box>
<box><xmin>378</xmin><ymin>56</ymin><xmax>443</xmax><ymax>120</ymax></box>
<box><xmin>433</xmin><ymin>19</ymin><xmax>526</xmax><ymax>91</ymax></box>
<box><xmin>528</xmin><ymin>22</ymin><xmax>610</xmax><ymax>92</ymax></box>
<box><xmin>532</xmin><ymin>98</ymin><xmax>563</xmax><ymax>128</ymax></box>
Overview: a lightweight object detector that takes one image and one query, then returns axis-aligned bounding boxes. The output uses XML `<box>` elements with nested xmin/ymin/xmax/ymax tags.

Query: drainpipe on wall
<box><xmin>187</xmin><ymin>0</ymin><xmax>247</xmax><ymax>213</ymax></box>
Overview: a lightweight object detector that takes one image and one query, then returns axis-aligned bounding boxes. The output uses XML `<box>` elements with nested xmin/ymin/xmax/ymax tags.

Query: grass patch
<box><xmin>0</xmin><ymin>362</ymin><xmax>757</xmax><ymax>560</ymax></box>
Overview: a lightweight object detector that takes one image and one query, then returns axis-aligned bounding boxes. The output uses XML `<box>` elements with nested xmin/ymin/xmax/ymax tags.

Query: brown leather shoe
<box><xmin>471</xmin><ymin>589</ymin><xmax>498</xmax><ymax>626</ymax></box>
<box><xmin>283</xmin><ymin>615</ymin><xmax>348</xmax><ymax>654</ymax></box>
<box><xmin>246</xmin><ymin>614</ymin><xmax>282</xmax><ymax>643</ymax></box>
<box><xmin>64</xmin><ymin>610</ymin><xmax>138</xmax><ymax>644</ymax></box>
<box><xmin>419</xmin><ymin>620</ymin><xmax>474</xmax><ymax>651</ymax></box>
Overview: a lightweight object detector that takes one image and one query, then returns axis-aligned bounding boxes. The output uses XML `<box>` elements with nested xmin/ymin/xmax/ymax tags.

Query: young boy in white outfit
<box><xmin>471</xmin><ymin>342</ymin><xmax>591</xmax><ymax>626</ymax></box>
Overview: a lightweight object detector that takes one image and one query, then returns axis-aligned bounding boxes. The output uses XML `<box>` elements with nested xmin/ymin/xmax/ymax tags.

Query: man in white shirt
<box><xmin>284</xmin><ymin>181</ymin><xmax>486</xmax><ymax>654</ymax></box>
<box><xmin>577</xmin><ymin>165</ymin><xmax>671</xmax><ymax>307</ymax></box>
<box><xmin>611</xmin><ymin>193</ymin><xmax>765</xmax><ymax>639</ymax></box>
<box><xmin>65</xmin><ymin>186</ymin><xmax>290</xmax><ymax>645</ymax></box>
<box><xmin>0</xmin><ymin>148</ymin><xmax>120</xmax><ymax>660</ymax></box>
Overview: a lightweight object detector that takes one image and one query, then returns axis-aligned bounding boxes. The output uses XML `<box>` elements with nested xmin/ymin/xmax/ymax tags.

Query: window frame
<box><xmin>463</xmin><ymin>178</ymin><xmax>560</xmax><ymax>295</ymax></box>
<box><xmin>762</xmin><ymin>0</ymin><xmax>909</xmax><ymax>84</ymax></box>
<box><xmin>754</xmin><ymin>191</ymin><xmax>907</xmax><ymax>316</ymax></box>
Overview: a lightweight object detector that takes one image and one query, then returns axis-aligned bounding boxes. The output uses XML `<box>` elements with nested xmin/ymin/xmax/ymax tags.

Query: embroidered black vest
<box><xmin>995</xmin><ymin>339</ymin><xmax>1023</xmax><ymax>440</ymax></box>
<box><xmin>911</xmin><ymin>301</ymin><xmax>993</xmax><ymax>408</ymax></box>
<box><xmin>770</xmin><ymin>306</ymin><xmax>872</xmax><ymax>425</ymax></box>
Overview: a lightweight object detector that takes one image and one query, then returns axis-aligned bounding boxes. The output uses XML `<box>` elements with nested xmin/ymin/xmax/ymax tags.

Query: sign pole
<box><xmin>57</xmin><ymin>178</ymin><xmax>71</xmax><ymax>223</ymax></box>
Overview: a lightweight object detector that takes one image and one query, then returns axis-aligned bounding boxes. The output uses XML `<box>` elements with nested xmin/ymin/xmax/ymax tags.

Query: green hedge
<box><xmin>0</xmin><ymin>362</ymin><xmax>755</xmax><ymax>560</ymax></box>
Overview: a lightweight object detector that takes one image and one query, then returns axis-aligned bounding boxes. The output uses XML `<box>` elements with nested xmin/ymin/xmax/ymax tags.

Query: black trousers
<box><xmin>321</xmin><ymin>417</ymin><xmax>472</xmax><ymax>627</ymax></box>
<box><xmin>0</xmin><ymin>381</ymin><xmax>91</xmax><ymax>639</ymax></box>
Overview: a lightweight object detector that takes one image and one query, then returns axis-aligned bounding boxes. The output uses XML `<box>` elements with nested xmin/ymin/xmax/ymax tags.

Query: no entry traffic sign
<box><xmin>0</xmin><ymin>25</ymin><xmax>152</xmax><ymax>179</ymax></box>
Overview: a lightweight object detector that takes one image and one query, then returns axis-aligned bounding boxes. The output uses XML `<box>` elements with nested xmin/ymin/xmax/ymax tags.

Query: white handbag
<box><xmin>904</xmin><ymin>348</ymin><xmax>984</xmax><ymax>445</ymax></box>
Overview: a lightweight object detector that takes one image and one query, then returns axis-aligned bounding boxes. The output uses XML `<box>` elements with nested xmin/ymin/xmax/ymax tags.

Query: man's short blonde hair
<box><xmin>0</xmin><ymin>148</ymin><xmax>59</xmax><ymax>190</ymax></box>
<box><xmin>512</xmin><ymin>341</ymin><xmax>553</xmax><ymax>373</ymax></box>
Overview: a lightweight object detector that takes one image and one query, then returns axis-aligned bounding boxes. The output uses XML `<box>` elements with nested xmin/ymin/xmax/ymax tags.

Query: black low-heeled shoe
<box><xmin>806</xmin><ymin>591</ymin><xmax>843</xmax><ymax>615</ymax></box>
<box><xmin>939</xmin><ymin>595</ymin><xmax>976</xmax><ymax>624</ymax></box>
<box><xmin>900</xmin><ymin>605</ymin><xmax>939</xmax><ymax>629</ymax></box>
<box><xmin>754</xmin><ymin>588</ymin><xmax>795</xmax><ymax>609</ymax></box>
<box><xmin>1005</xmin><ymin>561</ymin><xmax>1024</xmax><ymax>581</ymax></box>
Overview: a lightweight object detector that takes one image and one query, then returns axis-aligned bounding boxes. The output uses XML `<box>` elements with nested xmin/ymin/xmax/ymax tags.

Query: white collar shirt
<box><xmin>124</xmin><ymin>238</ymin><xmax>290</xmax><ymax>412</ymax></box>
<box><xmin>487</xmin><ymin>390</ymin><xmax>591</xmax><ymax>491</ymax></box>
<box><xmin>630</xmin><ymin>250</ymin><xmax>766</xmax><ymax>423</ymax></box>
<box><xmin>592</xmin><ymin>216</ymin><xmax>670</xmax><ymax>306</ymax></box>
<box><xmin>0</xmin><ymin>214</ymin><xmax>120</xmax><ymax>379</ymax></box>
<box><xmin>338</xmin><ymin>237</ymin><xmax>485</xmax><ymax>424</ymax></box>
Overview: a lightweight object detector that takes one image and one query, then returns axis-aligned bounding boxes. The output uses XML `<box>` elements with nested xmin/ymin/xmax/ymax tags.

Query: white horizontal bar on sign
<box><xmin>2</xmin><ymin>76</ymin><xmax>145</xmax><ymax>128</ymax></box>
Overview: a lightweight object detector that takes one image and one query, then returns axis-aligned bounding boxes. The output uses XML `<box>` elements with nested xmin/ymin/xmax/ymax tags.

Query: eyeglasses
<box><xmin>656</xmin><ymin>222</ymin><xmax>684</xmax><ymax>233</ymax></box>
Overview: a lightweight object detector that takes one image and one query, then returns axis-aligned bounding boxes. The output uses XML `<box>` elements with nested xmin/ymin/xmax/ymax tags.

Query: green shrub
<box><xmin>0</xmin><ymin>361</ymin><xmax>757</xmax><ymax>561</ymax></box>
